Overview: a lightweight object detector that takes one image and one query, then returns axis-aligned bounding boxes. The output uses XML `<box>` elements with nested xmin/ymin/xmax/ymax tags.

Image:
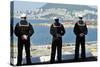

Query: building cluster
<box><xmin>14</xmin><ymin>8</ymin><xmax>97</xmax><ymax>21</ymax></box>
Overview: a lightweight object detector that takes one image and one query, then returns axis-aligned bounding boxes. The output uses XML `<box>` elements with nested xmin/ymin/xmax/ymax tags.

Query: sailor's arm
<box><xmin>73</xmin><ymin>23</ymin><xmax>79</xmax><ymax>36</ymax></box>
<box><xmin>28</xmin><ymin>23</ymin><xmax>34</xmax><ymax>37</ymax></box>
<box><xmin>50</xmin><ymin>24</ymin><xmax>56</xmax><ymax>37</ymax></box>
<box><xmin>84</xmin><ymin>23</ymin><xmax>88</xmax><ymax>35</ymax></box>
<box><xmin>14</xmin><ymin>23</ymin><xmax>19</xmax><ymax>37</ymax></box>
<box><xmin>61</xmin><ymin>24</ymin><xmax>65</xmax><ymax>36</ymax></box>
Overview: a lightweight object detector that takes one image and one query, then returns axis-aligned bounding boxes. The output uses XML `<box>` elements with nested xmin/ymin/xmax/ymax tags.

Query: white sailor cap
<box><xmin>20</xmin><ymin>13</ymin><xmax>27</xmax><ymax>18</ymax></box>
<box><xmin>53</xmin><ymin>17</ymin><xmax>59</xmax><ymax>20</ymax></box>
<box><xmin>78</xmin><ymin>14</ymin><xmax>83</xmax><ymax>18</ymax></box>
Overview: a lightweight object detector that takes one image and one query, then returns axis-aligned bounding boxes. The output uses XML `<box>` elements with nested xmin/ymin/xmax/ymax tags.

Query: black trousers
<box><xmin>17</xmin><ymin>39</ymin><xmax>31</xmax><ymax>65</ymax></box>
<box><xmin>50</xmin><ymin>37</ymin><xmax>62</xmax><ymax>62</ymax></box>
<box><xmin>75</xmin><ymin>36</ymin><xmax>86</xmax><ymax>60</ymax></box>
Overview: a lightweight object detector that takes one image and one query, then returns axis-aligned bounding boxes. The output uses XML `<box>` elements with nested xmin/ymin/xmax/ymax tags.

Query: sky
<box><xmin>13</xmin><ymin>1</ymin><xmax>47</xmax><ymax>11</ymax></box>
<box><xmin>12</xmin><ymin>1</ymin><xmax>97</xmax><ymax>11</ymax></box>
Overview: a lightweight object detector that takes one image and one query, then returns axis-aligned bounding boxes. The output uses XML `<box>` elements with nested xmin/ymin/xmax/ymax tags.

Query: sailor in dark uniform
<box><xmin>50</xmin><ymin>17</ymin><xmax>65</xmax><ymax>63</ymax></box>
<box><xmin>15</xmin><ymin>14</ymin><xmax>34</xmax><ymax>65</ymax></box>
<box><xmin>73</xmin><ymin>15</ymin><xmax>88</xmax><ymax>60</ymax></box>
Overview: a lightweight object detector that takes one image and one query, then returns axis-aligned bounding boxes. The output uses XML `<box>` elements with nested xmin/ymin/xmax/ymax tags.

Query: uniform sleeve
<box><xmin>73</xmin><ymin>23</ymin><xmax>79</xmax><ymax>36</ymax></box>
<box><xmin>50</xmin><ymin>24</ymin><xmax>56</xmax><ymax>37</ymax></box>
<box><xmin>84</xmin><ymin>24</ymin><xmax>88</xmax><ymax>35</ymax></box>
<box><xmin>28</xmin><ymin>23</ymin><xmax>34</xmax><ymax>37</ymax></box>
<box><xmin>61</xmin><ymin>24</ymin><xmax>65</xmax><ymax>36</ymax></box>
<box><xmin>14</xmin><ymin>23</ymin><xmax>19</xmax><ymax>37</ymax></box>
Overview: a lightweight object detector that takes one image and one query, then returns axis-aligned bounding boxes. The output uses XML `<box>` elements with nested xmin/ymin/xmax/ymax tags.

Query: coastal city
<box><xmin>14</xmin><ymin>8</ymin><xmax>97</xmax><ymax>21</ymax></box>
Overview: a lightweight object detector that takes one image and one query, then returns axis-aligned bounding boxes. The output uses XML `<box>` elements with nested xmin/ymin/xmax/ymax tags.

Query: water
<box><xmin>31</xmin><ymin>26</ymin><xmax>97</xmax><ymax>45</ymax></box>
<box><xmin>13</xmin><ymin>18</ymin><xmax>97</xmax><ymax>45</ymax></box>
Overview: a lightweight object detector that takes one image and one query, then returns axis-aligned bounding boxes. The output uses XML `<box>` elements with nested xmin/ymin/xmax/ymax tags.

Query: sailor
<box><xmin>50</xmin><ymin>17</ymin><xmax>65</xmax><ymax>63</ymax></box>
<box><xmin>73</xmin><ymin>15</ymin><xmax>88</xmax><ymax>60</ymax></box>
<box><xmin>15</xmin><ymin>13</ymin><xmax>34</xmax><ymax>65</ymax></box>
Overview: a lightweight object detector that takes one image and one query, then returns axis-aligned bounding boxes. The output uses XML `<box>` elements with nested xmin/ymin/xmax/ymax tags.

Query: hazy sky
<box><xmin>12</xmin><ymin>1</ymin><xmax>97</xmax><ymax>12</ymax></box>
<box><xmin>13</xmin><ymin>1</ymin><xmax>47</xmax><ymax>11</ymax></box>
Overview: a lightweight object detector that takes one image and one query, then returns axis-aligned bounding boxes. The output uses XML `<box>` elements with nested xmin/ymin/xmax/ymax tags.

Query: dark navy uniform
<box><xmin>15</xmin><ymin>20</ymin><xmax>34</xmax><ymax>65</ymax></box>
<box><xmin>73</xmin><ymin>20</ymin><xmax>88</xmax><ymax>60</ymax></box>
<box><xmin>50</xmin><ymin>20</ymin><xmax>65</xmax><ymax>63</ymax></box>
